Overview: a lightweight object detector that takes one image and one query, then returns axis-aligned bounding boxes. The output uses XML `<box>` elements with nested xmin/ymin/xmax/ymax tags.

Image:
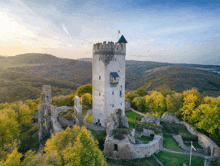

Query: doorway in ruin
<box><xmin>115</xmin><ymin>109</ymin><xmax>123</xmax><ymax>127</ymax></box>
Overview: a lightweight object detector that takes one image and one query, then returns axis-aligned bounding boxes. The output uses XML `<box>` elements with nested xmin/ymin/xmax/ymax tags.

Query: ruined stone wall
<box><xmin>160</xmin><ymin>112</ymin><xmax>180</xmax><ymax>123</ymax></box>
<box><xmin>74</xmin><ymin>96</ymin><xmax>83</xmax><ymax>126</ymax></box>
<box><xmin>103</xmin><ymin>135</ymin><xmax>162</xmax><ymax>160</ymax></box>
<box><xmin>125</xmin><ymin>100</ymin><xmax>131</xmax><ymax>109</ymax></box>
<box><xmin>141</xmin><ymin>115</ymin><xmax>160</xmax><ymax>125</ymax></box>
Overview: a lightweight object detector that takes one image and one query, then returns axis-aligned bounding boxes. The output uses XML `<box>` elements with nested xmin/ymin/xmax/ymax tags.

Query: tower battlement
<box><xmin>93</xmin><ymin>41</ymin><xmax>125</xmax><ymax>55</ymax></box>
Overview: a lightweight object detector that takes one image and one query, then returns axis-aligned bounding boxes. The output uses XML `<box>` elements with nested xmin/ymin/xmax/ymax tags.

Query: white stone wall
<box><xmin>93</xmin><ymin>42</ymin><xmax>126</xmax><ymax>127</ymax></box>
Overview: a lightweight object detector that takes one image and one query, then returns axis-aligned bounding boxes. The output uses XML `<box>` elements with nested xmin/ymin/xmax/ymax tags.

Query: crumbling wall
<box><xmin>103</xmin><ymin>135</ymin><xmax>162</xmax><ymax>160</ymax></box>
<box><xmin>161</xmin><ymin>112</ymin><xmax>180</xmax><ymax>123</ymax></box>
<box><xmin>38</xmin><ymin>85</ymin><xmax>62</xmax><ymax>141</ymax></box>
<box><xmin>74</xmin><ymin>96</ymin><xmax>83</xmax><ymax>126</ymax></box>
<box><xmin>141</xmin><ymin>115</ymin><xmax>160</xmax><ymax>125</ymax></box>
<box><xmin>125</xmin><ymin>100</ymin><xmax>131</xmax><ymax>109</ymax></box>
<box><xmin>106</xmin><ymin>109</ymin><xmax>129</xmax><ymax>136</ymax></box>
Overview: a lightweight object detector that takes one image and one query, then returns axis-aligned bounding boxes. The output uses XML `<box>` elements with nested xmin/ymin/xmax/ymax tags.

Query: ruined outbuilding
<box><xmin>38</xmin><ymin>85</ymin><xmax>62</xmax><ymax>141</ymax></box>
<box><xmin>103</xmin><ymin>108</ymin><xmax>163</xmax><ymax>160</ymax></box>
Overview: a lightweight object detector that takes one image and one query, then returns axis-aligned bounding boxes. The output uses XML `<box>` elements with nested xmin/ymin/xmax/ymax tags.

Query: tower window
<box><xmin>114</xmin><ymin>144</ymin><xmax>118</xmax><ymax>151</ymax></box>
<box><xmin>120</xmin><ymin>91</ymin><xmax>122</xmax><ymax>97</ymax></box>
<box><xmin>115</xmin><ymin>58</ymin><xmax>116</xmax><ymax>61</ymax></box>
<box><xmin>112</xmin><ymin>91</ymin><xmax>114</xmax><ymax>95</ymax></box>
<box><xmin>99</xmin><ymin>92</ymin><xmax>101</xmax><ymax>96</ymax></box>
<box><xmin>99</xmin><ymin>76</ymin><xmax>101</xmax><ymax>80</ymax></box>
<box><xmin>99</xmin><ymin>58</ymin><xmax>100</xmax><ymax>60</ymax></box>
<box><xmin>118</xmin><ymin>70</ymin><xmax>120</xmax><ymax>72</ymax></box>
<box><xmin>112</xmin><ymin>104</ymin><xmax>114</xmax><ymax>107</ymax></box>
<box><xmin>121</xmin><ymin>103</ymin><xmax>122</xmax><ymax>105</ymax></box>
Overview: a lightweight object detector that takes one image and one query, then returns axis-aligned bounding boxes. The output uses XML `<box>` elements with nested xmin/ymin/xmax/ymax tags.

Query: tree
<box><xmin>181</xmin><ymin>89</ymin><xmax>203</xmax><ymax>123</ymax></box>
<box><xmin>81</xmin><ymin>93</ymin><xmax>92</xmax><ymax>109</ymax></box>
<box><xmin>76</xmin><ymin>84</ymin><xmax>92</xmax><ymax>97</ymax></box>
<box><xmin>145</xmin><ymin>92</ymin><xmax>166</xmax><ymax>117</ymax></box>
<box><xmin>132</xmin><ymin>97</ymin><xmax>146</xmax><ymax>113</ymax></box>
<box><xmin>43</xmin><ymin>126</ymin><xmax>107</xmax><ymax>166</ymax></box>
<box><xmin>133</xmin><ymin>87</ymin><xmax>147</xmax><ymax>97</ymax></box>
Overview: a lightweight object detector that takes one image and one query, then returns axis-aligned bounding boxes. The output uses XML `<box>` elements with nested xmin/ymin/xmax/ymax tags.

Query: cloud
<box><xmin>62</xmin><ymin>23</ymin><xmax>70</xmax><ymax>35</ymax></box>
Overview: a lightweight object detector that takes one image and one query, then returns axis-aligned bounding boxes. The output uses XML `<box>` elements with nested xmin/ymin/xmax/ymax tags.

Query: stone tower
<box><xmin>92</xmin><ymin>35</ymin><xmax>127</xmax><ymax>127</ymax></box>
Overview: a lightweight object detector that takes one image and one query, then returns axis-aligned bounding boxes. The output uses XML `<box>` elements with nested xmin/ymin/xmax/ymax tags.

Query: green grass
<box><xmin>163</xmin><ymin>136</ymin><xmax>184</xmax><ymax>152</ymax></box>
<box><xmin>126</xmin><ymin>110</ymin><xmax>143</xmax><ymax>129</ymax></box>
<box><xmin>82</xmin><ymin>109</ymin><xmax>87</xmax><ymax>118</ymax></box>
<box><xmin>107</xmin><ymin>156</ymin><xmax>160</xmax><ymax>166</ymax></box>
<box><xmin>89</xmin><ymin>129</ymin><xmax>100</xmax><ymax>136</ymax></box>
<box><xmin>186</xmin><ymin>142</ymin><xmax>203</xmax><ymax>149</ymax></box>
<box><xmin>86</xmin><ymin>113</ymin><xmax>93</xmax><ymax>123</ymax></box>
<box><xmin>155</xmin><ymin>151</ymin><xmax>204</xmax><ymax>166</ymax></box>
<box><xmin>126</xmin><ymin>110</ymin><xmax>143</xmax><ymax>120</ymax></box>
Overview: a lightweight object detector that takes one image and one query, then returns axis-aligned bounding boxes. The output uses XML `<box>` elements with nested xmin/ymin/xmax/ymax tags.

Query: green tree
<box><xmin>181</xmin><ymin>89</ymin><xmax>203</xmax><ymax>123</ymax></box>
<box><xmin>81</xmin><ymin>93</ymin><xmax>92</xmax><ymax>109</ymax></box>
<box><xmin>132</xmin><ymin>97</ymin><xmax>146</xmax><ymax>113</ymax></box>
<box><xmin>43</xmin><ymin>126</ymin><xmax>107</xmax><ymax>166</ymax></box>
<box><xmin>76</xmin><ymin>84</ymin><xmax>92</xmax><ymax>97</ymax></box>
<box><xmin>145</xmin><ymin>91</ymin><xmax>166</xmax><ymax>117</ymax></box>
<box><xmin>133</xmin><ymin>87</ymin><xmax>147</xmax><ymax>97</ymax></box>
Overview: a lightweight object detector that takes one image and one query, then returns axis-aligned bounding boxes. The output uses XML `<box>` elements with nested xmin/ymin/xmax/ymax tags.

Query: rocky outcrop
<box><xmin>161</xmin><ymin>112</ymin><xmax>180</xmax><ymax>123</ymax></box>
<box><xmin>141</xmin><ymin>115</ymin><xmax>160</xmax><ymax>125</ymax></box>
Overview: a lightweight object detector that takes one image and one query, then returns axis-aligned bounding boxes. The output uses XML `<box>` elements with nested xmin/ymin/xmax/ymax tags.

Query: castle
<box><xmin>92</xmin><ymin>35</ymin><xmax>128</xmax><ymax>127</ymax></box>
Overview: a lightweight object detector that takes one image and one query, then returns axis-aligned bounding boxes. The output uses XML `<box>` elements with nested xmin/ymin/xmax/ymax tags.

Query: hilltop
<box><xmin>1</xmin><ymin>53</ymin><xmax>220</xmax><ymax>103</ymax></box>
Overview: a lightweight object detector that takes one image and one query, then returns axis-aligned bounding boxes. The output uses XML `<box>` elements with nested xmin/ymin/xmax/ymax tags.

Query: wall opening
<box><xmin>120</xmin><ymin>90</ymin><xmax>122</xmax><ymax>96</ymax></box>
<box><xmin>112</xmin><ymin>91</ymin><xmax>114</xmax><ymax>95</ymax></box>
<box><xmin>114</xmin><ymin>144</ymin><xmax>118</xmax><ymax>151</ymax></box>
<box><xmin>150</xmin><ymin>134</ymin><xmax>154</xmax><ymax>138</ymax></box>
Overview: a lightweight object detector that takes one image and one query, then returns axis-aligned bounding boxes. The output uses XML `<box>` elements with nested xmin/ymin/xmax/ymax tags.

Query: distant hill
<box><xmin>1</xmin><ymin>53</ymin><xmax>220</xmax><ymax>103</ymax></box>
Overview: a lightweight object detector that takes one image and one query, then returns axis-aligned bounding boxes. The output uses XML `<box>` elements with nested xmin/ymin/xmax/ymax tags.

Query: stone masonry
<box><xmin>92</xmin><ymin>36</ymin><xmax>127</xmax><ymax>127</ymax></box>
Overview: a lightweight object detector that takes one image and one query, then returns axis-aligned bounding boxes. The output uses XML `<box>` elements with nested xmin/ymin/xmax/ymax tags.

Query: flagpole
<box><xmin>189</xmin><ymin>141</ymin><xmax>192</xmax><ymax>166</ymax></box>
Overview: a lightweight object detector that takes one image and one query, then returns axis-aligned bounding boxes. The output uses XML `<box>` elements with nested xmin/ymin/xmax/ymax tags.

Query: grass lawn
<box><xmin>186</xmin><ymin>142</ymin><xmax>203</xmax><ymax>149</ymax></box>
<box><xmin>107</xmin><ymin>156</ymin><xmax>160</xmax><ymax>166</ymax></box>
<box><xmin>126</xmin><ymin>111</ymin><xmax>143</xmax><ymax>129</ymax></box>
<box><xmin>82</xmin><ymin>109</ymin><xmax>87</xmax><ymax>118</ymax></box>
<box><xmin>163</xmin><ymin>135</ymin><xmax>184</xmax><ymax>152</ymax></box>
<box><xmin>155</xmin><ymin>151</ymin><xmax>204</xmax><ymax>166</ymax></box>
<box><xmin>86</xmin><ymin>113</ymin><xmax>93</xmax><ymax>123</ymax></box>
<box><xmin>89</xmin><ymin>129</ymin><xmax>100</xmax><ymax>136</ymax></box>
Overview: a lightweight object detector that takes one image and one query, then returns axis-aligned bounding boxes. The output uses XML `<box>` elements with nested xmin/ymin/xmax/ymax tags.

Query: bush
<box><xmin>113</xmin><ymin>128</ymin><xmax>130</xmax><ymax>140</ymax></box>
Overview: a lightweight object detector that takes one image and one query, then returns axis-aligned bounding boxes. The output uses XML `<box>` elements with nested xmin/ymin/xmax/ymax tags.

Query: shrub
<box><xmin>113</xmin><ymin>128</ymin><xmax>130</xmax><ymax>140</ymax></box>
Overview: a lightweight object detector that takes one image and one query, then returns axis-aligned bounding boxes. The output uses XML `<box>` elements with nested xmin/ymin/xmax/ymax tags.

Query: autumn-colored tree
<box><xmin>145</xmin><ymin>91</ymin><xmax>166</xmax><ymax>117</ymax></box>
<box><xmin>52</xmin><ymin>93</ymin><xmax>75</xmax><ymax>107</ymax></box>
<box><xmin>43</xmin><ymin>126</ymin><xmax>107</xmax><ymax>166</ymax></box>
<box><xmin>26</xmin><ymin>99</ymin><xmax>39</xmax><ymax>115</ymax></box>
<box><xmin>191</xmin><ymin>104</ymin><xmax>220</xmax><ymax>135</ymax></box>
<box><xmin>75</xmin><ymin>84</ymin><xmax>92</xmax><ymax>97</ymax></box>
<box><xmin>81</xmin><ymin>93</ymin><xmax>92</xmax><ymax>108</ymax></box>
<box><xmin>166</xmin><ymin>93</ymin><xmax>182</xmax><ymax>115</ymax></box>
<box><xmin>133</xmin><ymin>87</ymin><xmax>147</xmax><ymax>97</ymax></box>
<box><xmin>132</xmin><ymin>96</ymin><xmax>146</xmax><ymax>113</ymax></box>
<box><xmin>181</xmin><ymin>89</ymin><xmax>203</xmax><ymax>123</ymax></box>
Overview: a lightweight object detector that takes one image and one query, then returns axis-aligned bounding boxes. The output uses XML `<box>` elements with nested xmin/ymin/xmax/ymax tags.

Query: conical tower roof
<box><xmin>117</xmin><ymin>35</ymin><xmax>127</xmax><ymax>43</ymax></box>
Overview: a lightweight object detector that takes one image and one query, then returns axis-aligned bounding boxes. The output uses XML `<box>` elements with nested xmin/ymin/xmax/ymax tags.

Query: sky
<box><xmin>0</xmin><ymin>0</ymin><xmax>220</xmax><ymax>64</ymax></box>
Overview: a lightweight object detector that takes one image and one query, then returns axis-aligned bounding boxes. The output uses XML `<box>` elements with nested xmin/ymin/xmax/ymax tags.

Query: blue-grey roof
<box><xmin>117</xmin><ymin>35</ymin><xmax>127</xmax><ymax>43</ymax></box>
<box><xmin>110</xmin><ymin>72</ymin><xmax>119</xmax><ymax>77</ymax></box>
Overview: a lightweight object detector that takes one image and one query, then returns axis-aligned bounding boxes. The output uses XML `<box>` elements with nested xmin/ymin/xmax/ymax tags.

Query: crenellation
<box><xmin>93</xmin><ymin>41</ymin><xmax>125</xmax><ymax>55</ymax></box>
